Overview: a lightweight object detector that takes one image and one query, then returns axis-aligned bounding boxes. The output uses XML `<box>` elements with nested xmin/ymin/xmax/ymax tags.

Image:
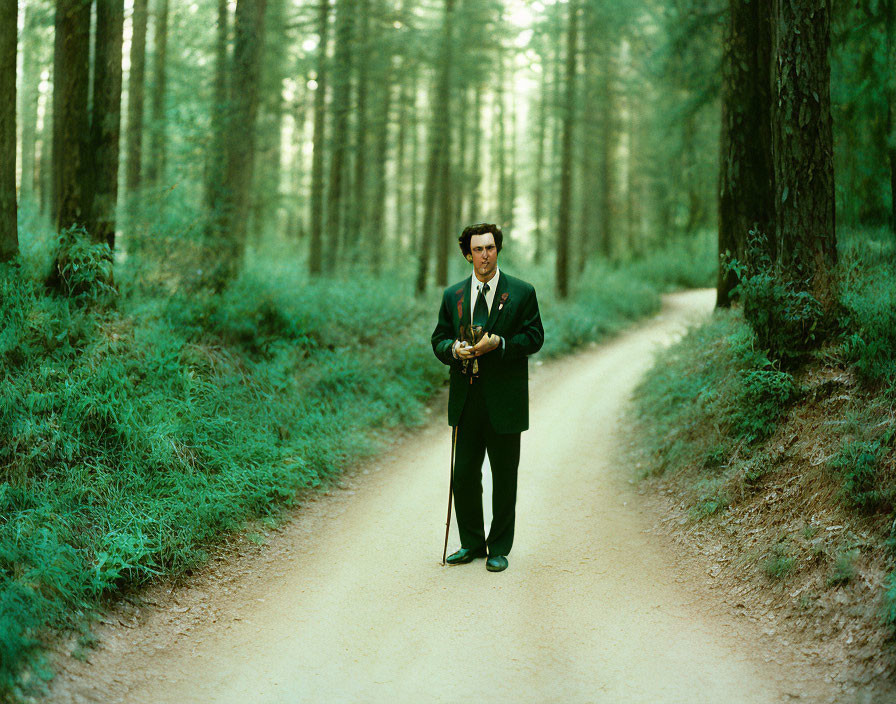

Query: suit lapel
<box><xmin>485</xmin><ymin>273</ymin><xmax>509</xmax><ymax>332</ymax></box>
<box><xmin>456</xmin><ymin>278</ymin><xmax>472</xmax><ymax>334</ymax></box>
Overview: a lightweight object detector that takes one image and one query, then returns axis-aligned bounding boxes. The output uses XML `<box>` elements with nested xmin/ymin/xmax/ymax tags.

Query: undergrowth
<box><xmin>0</xmin><ymin>221</ymin><xmax>713</xmax><ymax>698</ymax></box>
<box><xmin>632</xmin><ymin>227</ymin><xmax>896</xmax><ymax>636</ymax></box>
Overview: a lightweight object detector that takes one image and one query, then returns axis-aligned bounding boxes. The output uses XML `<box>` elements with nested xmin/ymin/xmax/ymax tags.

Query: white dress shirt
<box><xmin>452</xmin><ymin>268</ymin><xmax>503</xmax><ymax>358</ymax></box>
<box><xmin>470</xmin><ymin>268</ymin><xmax>500</xmax><ymax>325</ymax></box>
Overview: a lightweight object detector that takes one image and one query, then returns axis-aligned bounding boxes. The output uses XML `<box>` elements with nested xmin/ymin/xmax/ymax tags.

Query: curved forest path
<box><xmin>47</xmin><ymin>289</ymin><xmax>837</xmax><ymax>704</ymax></box>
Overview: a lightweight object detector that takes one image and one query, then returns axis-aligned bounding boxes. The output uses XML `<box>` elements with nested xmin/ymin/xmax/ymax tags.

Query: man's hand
<box><xmin>471</xmin><ymin>333</ymin><xmax>501</xmax><ymax>357</ymax></box>
<box><xmin>455</xmin><ymin>340</ymin><xmax>475</xmax><ymax>360</ymax></box>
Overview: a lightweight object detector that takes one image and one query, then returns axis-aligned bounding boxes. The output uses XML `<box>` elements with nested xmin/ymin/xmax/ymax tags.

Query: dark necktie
<box><xmin>473</xmin><ymin>283</ymin><xmax>490</xmax><ymax>327</ymax></box>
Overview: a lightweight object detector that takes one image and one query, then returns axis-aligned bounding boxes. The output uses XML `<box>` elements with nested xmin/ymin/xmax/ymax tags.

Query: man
<box><xmin>431</xmin><ymin>223</ymin><xmax>544</xmax><ymax>572</ymax></box>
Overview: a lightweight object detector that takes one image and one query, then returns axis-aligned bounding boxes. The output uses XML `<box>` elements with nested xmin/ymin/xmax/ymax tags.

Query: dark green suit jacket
<box><xmin>431</xmin><ymin>272</ymin><xmax>544</xmax><ymax>434</ymax></box>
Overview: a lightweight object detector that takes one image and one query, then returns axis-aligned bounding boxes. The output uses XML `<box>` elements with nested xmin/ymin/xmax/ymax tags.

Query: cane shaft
<box><xmin>442</xmin><ymin>425</ymin><xmax>458</xmax><ymax>565</ymax></box>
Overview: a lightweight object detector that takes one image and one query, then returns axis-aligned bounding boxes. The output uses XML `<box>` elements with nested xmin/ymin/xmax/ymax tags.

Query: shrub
<box><xmin>829</xmin><ymin>440</ymin><xmax>893</xmax><ymax>512</ymax></box>
<box><xmin>764</xmin><ymin>542</ymin><xmax>795</xmax><ymax>580</ymax></box>
<box><xmin>726</xmin><ymin>230</ymin><xmax>827</xmax><ymax>366</ymax></box>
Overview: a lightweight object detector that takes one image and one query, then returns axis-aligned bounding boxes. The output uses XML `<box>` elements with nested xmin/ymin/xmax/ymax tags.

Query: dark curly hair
<box><xmin>458</xmin><ymin>223</ymin><xmax>504</xmax><ymax>257</ymax></box>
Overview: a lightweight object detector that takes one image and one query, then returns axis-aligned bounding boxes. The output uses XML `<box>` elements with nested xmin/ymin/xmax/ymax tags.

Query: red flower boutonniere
<box><xmin>456</xmin><ymin>287</ymin><xmax>465</xmax><ymax>321</ymax></box>
<box><xmin>498</xmin><ymin>292</ymin><xmax>509</xmax><ymax>311</ymax></box>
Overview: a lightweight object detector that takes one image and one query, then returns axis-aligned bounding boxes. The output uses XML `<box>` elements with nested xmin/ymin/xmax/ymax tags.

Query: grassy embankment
<box><xmin>631</xmin><ymin>229</ymin><xmax>896</xmax><ymax>683</ymax></box>
<box><xmin>0</xmin><ymin>215</ymin><xmax>715</xmax><ymax>698</ymax></box>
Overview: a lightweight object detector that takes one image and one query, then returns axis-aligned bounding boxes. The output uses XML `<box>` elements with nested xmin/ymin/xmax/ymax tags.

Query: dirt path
<box><xmin>47</xmin><ymin>290</ymin><xmax>838</xmax><ymax>704</ymax></box>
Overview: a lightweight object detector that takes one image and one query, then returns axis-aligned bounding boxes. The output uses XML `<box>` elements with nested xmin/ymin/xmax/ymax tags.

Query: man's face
<box><xmin>468</xmin><ymin>233</ymin><xmax>498</xmax><ymax>282</ymax></box>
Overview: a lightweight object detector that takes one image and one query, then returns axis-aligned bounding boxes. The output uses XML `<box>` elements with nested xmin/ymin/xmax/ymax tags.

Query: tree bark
<box><xmin>251</xmin><ymin>0</ymin><xmax>287</xmax><ymax>241</ymax></box>
<box><xmin>203</xmin><ymin>0</ymin><xmax>229</xmax><ymax>221</ymax></box>
<box><xmin>215</xmin><ymin>0</ymin><xmax>267</xmax><ymax>283</ymax></box>
<box><xmin>89</xmin><ymin>0</ymin><xmax>124</xmax><ymax>249</ymax></box>
<box><xmin>415</xmin><ymin>0</ymin><xmax>454</xmax><ymax>294</ymax></box>
<box><xmin>716</xmin><ymin>0</ymin><xmax>775</xmax><ymax>307</ymax></box>
<box><xmin>53</xmin><ymin>0</ymin><xmax>92</xmax><ymax>232</ymax></box>
<box><xmin>596</xmin><ymin>52</ymin><xmax>614</xmax><ymax>259</ymax></box>
<box><xmin>886</xmin><ymin>0</ymin><xmax>896</xmax><ymax>233</ymax></box>
<box><xmin>369</xmin><ymin>74</ymin><xmax>392</xmax><ymax>273</ymax></box>
<box><xmin>772</xmin><ymin>0</ymin><xmax>837</xmax><ymax>310</ymax></box>
<box><xmin>556</xmin><ymin>0</ymin><xmax>578</xmax><ymax>299</ymax></box>
<box><xmin>0</xmin><ymin>0</ymin><xmax>17</xmax><ymax>261</ymax></box>
<box><xmin>125</xmin><ymin>0</ymin><xmax>147</xmax><ymax>197</ymax></box>
<box><xmin>533</xmin><ymin>66</ymin><xmax>547</xmax><ymax>265</ymax></box>
<box><xmin>19</xmin><ymin>4</ymin><xmax>42</xmax><ymax>205</ymax></box>
<box><xmin>325</xmin><ymin>0</ymin><xmax>353</xmax><ymax>269</ymax></box>
<box><xmin>308</xmin><ymin>0</ymin><xmax>329</xmax><ymax>275</ymax></box>
<box><xmin>350</xmin><ymin>0</ymin><xmax>370</xmax><ymax>258</ymax></box>
<box><xmin>146</xmin><ymin>0</ymin><xmax>168</xmax><ymax>186</ymax></box>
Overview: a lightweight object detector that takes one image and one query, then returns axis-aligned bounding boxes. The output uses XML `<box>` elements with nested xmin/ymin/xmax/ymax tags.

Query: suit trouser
<box><xmin>453</xmin><ymin>378</ymin><xmax>521</xmax><ymax>557</ymax></box>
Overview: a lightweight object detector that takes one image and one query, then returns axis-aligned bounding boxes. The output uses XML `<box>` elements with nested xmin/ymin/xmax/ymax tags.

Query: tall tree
<box><xmin>146</xmin><ymin>0</ymin><xmax>168</xmax><ymax>186</ymax></box>
<box><xmin>125</xmin><ymin>0</ymin><xmax>148</xmax><ymax>196</ymax></box>
<box><xmin>325</xmin><ymin>0</ymin><xmax>353</xmax><ymax>268</ymax></box>
<box><xmin>18</xmin><ymin>3</ymin><xmax>43</xmax><ymax>205</ymax></box>
<box><xmin>252</xmin><ymin>0</ymin><xmax>289</xmax><ymax>241</ymax></box>
<box><xmin>772</xmin><ymin>0</ymin><xmax>837</xmax><ymax>310</ymax></box>
<box><xmin>350</xmin><ymin>0</ymin><xmax>371</xmax><ymax>257</ymax></box>
<box><xmin>716</xmin><ymin>0</ymin><xmax>775</xmax><ymax>307</ymax></box>
<box><xmin>415</xmin><ymin>0</ymin><xmax>455</xmax><ymax>293</ymax></box>
<box><xmin>53</xmin><ymin>0</ymin><xmax>92</xmax><ymax>231</ymax></box>
<box><xmin>215</xmin><ymin>0</ymin><xmax>267</xmax><ymax>283</ymax></box>
<box><xmin>308</xmin><ymin>0</ymin><xmax>330</xmax><ymax>275</ymax></box>
<box><xmin>89</xmin><ymin>0</ymin><xmax>124</xmax><ymax>248</ymax></box>
<box><xmin>0</xmin><ymin>0</ymin><xmax>17</xmax><ymax>261</ymax></box>
<box><xmin>887</xmin><ymin>0</ymin><xmax>896</xmax><ymax>232</ymax></box>
<box><xmin>204</xmin><ymin>0</ymin><xmax>229</xmax><ymax>220</ymax></box>
<box><xmin>556</xmin><ymin>0</ymin><xmax>578</xmax><ymax>299</ymax></box>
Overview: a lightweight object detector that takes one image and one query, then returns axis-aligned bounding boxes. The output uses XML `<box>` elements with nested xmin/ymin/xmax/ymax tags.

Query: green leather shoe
<box><xmin>446</xmin><ymin>547</ymin><xmax>486</xmax><ymax>565</ymax></box>
<box><xmin>486</xmin><ymin>555</ymin><xmax>508</xmax><ymax>572</ymax></box>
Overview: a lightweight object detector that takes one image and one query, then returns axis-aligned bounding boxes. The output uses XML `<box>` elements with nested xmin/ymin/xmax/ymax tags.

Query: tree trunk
<box><xmin>434</xmin><ymin>0</ymin><xmax>455</xmax><ymax>289</ymax></box>
<box><xmin>350</xmin><ymin>0</ymin><xmax>370</xmax><ymax>258</ymax></box>
<box><xmin>0</xmin><ymin>0</ymin><xmax>16</xmax><ymax>261</ymax></box>
<box><xmin>89</xmin><ymin>0</ymin><xmax>124</xmax><ymax>249</ymax></box>
<box><xmin>468</xmin><ymin>83</ymin><xmax>482</xmax><ymax>224</ymax></box>
<box><xmin>772</xmin><ymin>0</ymin><xmax>837</xmax><ymax>310</ymax></box>
<box><xmin>125</xmin><ymin>0</ymin><xmax>147</xmax><ymax>197</ymax></box>
<box><xmin>326</xmin><ymin>0</ymin><xmax>353</xmax><ymax>269</ymax></box>
<box><xmin>215</xmin><ymin>0</ymin><xmax>267</xmax><ymax>283</ymax></box>
<box><xmin>19</xmin><ymin>4</ymin><xmax>41</xmax><ymax>205</ymax></box>
<box><xmin>203</xmin><ymin>0</ymin><xmax>229</xmax><ymax>222</ymax></box>
<box><xmin>556</xmin><ymin>0</ymin><xmax>578</xmax><ymax>299</ymax></box>
<box><xmin>251</xmin><ymin>0</ymin><xmax>287</xmax><ymax>241</ymax></box>
<box><xmin>716</xmin><ymin>0</ymin><xmax>775</xmax><ymax>307</ymax></box>
<box><xmin>533</xmin><ymin>67</ymin><xmax>547</xmax><ymax>265</ymax></box>
<box><xmin>495</xmin><ymin>50</ymin><xmax>509</xmax><ymax>230</ymax></box>
<box><xmin>146</xmin><ymin>0</ymin><xmax>168</xmax><ymax>186</ymax></box>
<box><xmin>415</xmin><ymin>0</ymin><xmax>454</xmax><ymax>294</ymax></box>
<box><xmin>308</xmin><ymin>0</ymin><xmax>329</xmax><ymax>275</ymax></box>
<box><xmin>596</xmin><ymin>52</ymin><xmax>614</xmax><ymax>259</ymax></box>
<box><xmin>53</xmin><ymin>0</ymin><xmax>92</xmax><ymax>231</ymax></box>
<box><xmin>886</xmin><ymin>0</ymin><xmax>896</xmax><ymax>233</ymax></box>
<box><xmin>369</xmin><ymin>75</ymin><xmax>392</xmax><ymax>273</ymax></box>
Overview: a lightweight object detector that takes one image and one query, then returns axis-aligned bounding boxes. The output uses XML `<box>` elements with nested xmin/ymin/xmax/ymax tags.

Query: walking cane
<box><xmin>442</xmin><ymin>424</ymin><xmax>458</xmax><ymax>565</ymax></box>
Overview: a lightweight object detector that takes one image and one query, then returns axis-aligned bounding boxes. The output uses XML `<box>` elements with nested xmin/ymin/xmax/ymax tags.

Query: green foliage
<box><xmin>45</xmin><ymin>226</ymin><xmax>117</xmax><ymax>306</ymax></box>
<box><xmin>763</xmin><ymin>542</ymin><xmax>795</xmax><ymax>580</ymax></box>
<box><xmin>827</xmin><ymin>548</ymin><xmax>859</xmax><ymax>587</ymax></box>
<box><xmin>829</xmin><ymin>439</ymin><xmax>893</xmax><ymax>512</ymax></box>
<box><xmin>624</xmin><ymin>229</ymin><xmax>718</xmax><ymax>291</ymax></box>
<box><xmin>633</xmin><ymin>307</ymin><xmax>797</xmax><ymax>477</ymax></box>
<box><xmin>726</xmin><ymin>230</ymin><xmax>826</xmax><ymax>366</ymax></box>
<box><xmin>837</xmin><ymin>231</ymin><xmax>896</xmax><ymax>390</ymax></box>
<box><xmin>885</xmin><ymin>573</ymin><xmax>896</xmax><ymax>629</ymax></box>
<box><xmin>537</xmin><ymin>260</ymin><xmax>662</xmax><ymax>358</ymax></box>
<box><xmin>729</xmin><ymin>370</ymin><xmax>799</xmax><ymax>444</ymax></box>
